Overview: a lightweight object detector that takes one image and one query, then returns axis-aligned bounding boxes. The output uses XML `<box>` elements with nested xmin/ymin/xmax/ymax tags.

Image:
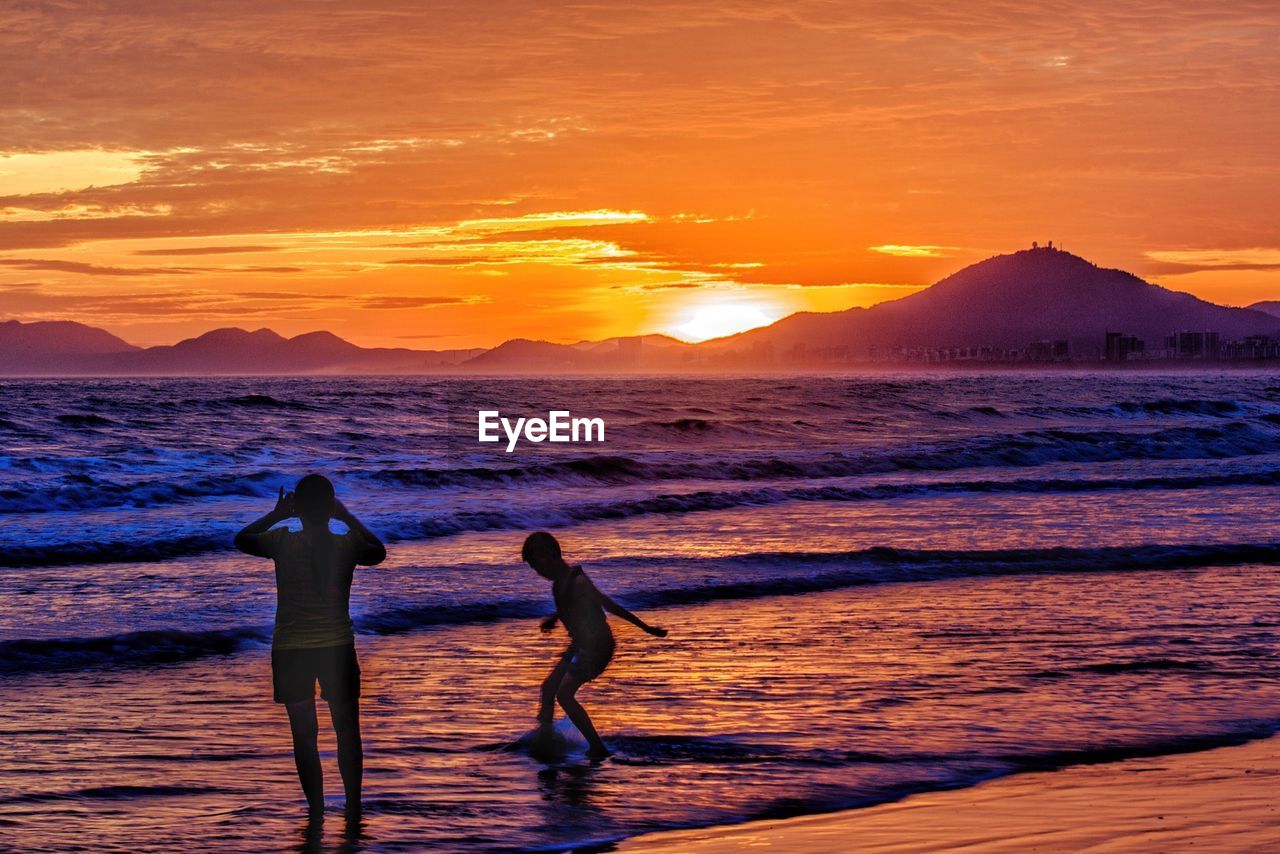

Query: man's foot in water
<box><xmin>586</xmin><ymin>742</ymin><xmax>612</xmax><ymax>760</ymax></box>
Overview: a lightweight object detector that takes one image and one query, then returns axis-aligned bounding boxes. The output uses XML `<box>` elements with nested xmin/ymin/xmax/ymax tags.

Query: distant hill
<box><xmin>710</xmin><ymin>247</ymin><xmax>1280</xmax><ymax>360</ymax></box>
<box><xmin>0</xmin><ymin>320</ymin><xmax>138</xmax><ymax>373</ymax></box>
<box><xmin>1248</xmin><ymin>301</ymin><xmax>1280</xmax><ymax>320</ymax></box>
<box><xmin>0</xmin><ymin>319</ymin><xmax>136</xmax><ymax>355</ymax></box>
<box><xmin>7</xmin><ymin>248</ymin><xmax>1280</xmax><ymax>374</ymax></box>
<box><xmin>95</xmin><ymin>327</ymin><xmax>367</xmax><ymax>374</ymax></box>
<box><xmin>464</xmin><ymin>335</ymin><xmax>696</xmax><ymax>371</ymax></box>
<box><xmin>0</xmin><ymin>324</ymin><xmax>481</xmax><ymax>375</ymax></box>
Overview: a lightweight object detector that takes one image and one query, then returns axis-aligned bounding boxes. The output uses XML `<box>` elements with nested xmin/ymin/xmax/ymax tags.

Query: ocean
<box><xmin>3</xmin><ymin>372</ymin><xmax>1280</xmax><ymax>851</ymax></box>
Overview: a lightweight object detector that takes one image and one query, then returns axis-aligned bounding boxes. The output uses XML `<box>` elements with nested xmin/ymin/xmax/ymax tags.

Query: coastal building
<box><xmin>1104</xmin><ymin>332</ymin><xmax>1144</xmax><ymax>362</ymax></box>
<box><xmin>1165</xmin><ymin>331</ymin><xmax>1220</xmax><ymax>360</ymax></box>
<box><xmin>1023</xmin><ymin>340</ymin><xmax>1070</xmax><ymax>362</ymax></box>
<box><xmin>1221</xmin><ymin>335</ymin><xmax>1280</xmax><ymax>360</ymax></box>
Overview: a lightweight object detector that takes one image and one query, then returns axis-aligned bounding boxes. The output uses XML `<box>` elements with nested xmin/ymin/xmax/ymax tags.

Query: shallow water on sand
<box><xmin>4</xmin><ymin>564</ymin><xmax>1280</xmax><ymax>851</ymax></box>
<box><xmin>5</xmin><ymin>372</ymin><xmax>1280</xmax><ymax>850</ymax></box>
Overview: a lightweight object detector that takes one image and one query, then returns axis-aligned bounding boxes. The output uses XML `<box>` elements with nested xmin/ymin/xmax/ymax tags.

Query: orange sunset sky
<box><xmin>2</xmin><ymin>1</ymin><xmax>1279</xmax><ymax>348</ymax></box>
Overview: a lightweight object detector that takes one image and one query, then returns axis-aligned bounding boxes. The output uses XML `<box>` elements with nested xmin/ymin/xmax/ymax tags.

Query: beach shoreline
<box><xmin>8</xmin><ymin>375</ymin><xmax>1280</xmax><ymax>851</ymax></box>
<box><xmin>619</xmin><ymin>733</ymin><xmax>1280</xmax><ymax>852</ymax></box>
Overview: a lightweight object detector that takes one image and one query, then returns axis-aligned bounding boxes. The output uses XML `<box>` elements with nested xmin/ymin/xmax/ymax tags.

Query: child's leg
<box><xmin>556</xmin><ymin>673</ymin><xmax>609</xmax><ymax>757</ymax></box>
<box><xmin>539</xmin><ymin>652</ymin><xmax>572</xmax><ymax>727</ymax></box>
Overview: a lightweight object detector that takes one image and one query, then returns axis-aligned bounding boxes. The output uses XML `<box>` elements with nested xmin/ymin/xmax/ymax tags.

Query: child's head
<box><xmin>295</xmin><ymin>473</ymin><xmax>335</xmax><ymax>526</ymax></box>
<box><xmin>522</xmin><ymin>531</ymin><xmax>562</xmax><ymax>578</ymax></box>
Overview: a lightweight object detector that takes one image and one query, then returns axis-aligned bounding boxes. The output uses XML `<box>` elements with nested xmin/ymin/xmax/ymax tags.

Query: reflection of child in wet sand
<box><xmin>522</xmin><ymin>532</ymin><xmax>668</xmax><ymax>759</ymax></box>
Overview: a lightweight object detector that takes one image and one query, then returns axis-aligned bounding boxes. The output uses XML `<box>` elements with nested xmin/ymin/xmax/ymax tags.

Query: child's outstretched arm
<box><xmin>596</xmin><ymin>589</ymin><xmax>667</xmax><ymax>637</ymax></box>
<box><xmin>539</xmin><ymin>612</ymin><xmax>559</xmax><ymax>633</ymax></box>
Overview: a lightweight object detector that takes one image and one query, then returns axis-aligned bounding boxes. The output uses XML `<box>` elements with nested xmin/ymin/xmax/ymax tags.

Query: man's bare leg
<box><xmin>556</xmin><ymin>674</ymin><xmax>609</xmax><ymax>758</ymax></box>
<box><xmin>328</xmin><ymin>699</ymin><xmax>363</xmax><ymax>815</ymax></box>
<box><xmin>286</xmin><ymin>699</ymin><xmax>324</xmax><ymax>814</ymax></box>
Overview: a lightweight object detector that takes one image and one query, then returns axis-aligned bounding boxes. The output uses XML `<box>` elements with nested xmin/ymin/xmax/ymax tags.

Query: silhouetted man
<box><xmin>235</xmin><ymin>475</ymin><xmax>386</xmax><ymax>817</ymax></box>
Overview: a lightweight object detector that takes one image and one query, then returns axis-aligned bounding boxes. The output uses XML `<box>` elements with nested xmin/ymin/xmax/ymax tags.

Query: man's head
<box><xmin>295</xmin><ymin>474</ymin><xmax>335</xmax><ymax>526</ymax></box>
<box><xmin>522</xmin><ymin>531</ymin><xmax>562</xmax><ymax>578</ymax></box>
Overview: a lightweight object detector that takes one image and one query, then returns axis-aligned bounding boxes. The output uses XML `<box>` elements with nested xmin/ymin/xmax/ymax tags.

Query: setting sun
<box><xmin>673</xmin><ymin>303</ymin><xmax>780</xmax><ymax>342</ymax></box>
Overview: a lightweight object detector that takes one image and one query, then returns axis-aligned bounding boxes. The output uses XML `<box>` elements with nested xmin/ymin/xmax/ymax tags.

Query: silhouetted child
<box><xmin>522</xmin><ymin>531</ymin><xmax>667</xmax><ymax>759</ymax></box>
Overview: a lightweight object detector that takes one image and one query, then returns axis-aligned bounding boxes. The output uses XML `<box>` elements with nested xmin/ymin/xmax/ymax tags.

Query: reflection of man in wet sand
<box><xmin>234</xmin><ymin>475</ymin><xmax>386</xmax><ymax>817</ymax></box>
<box><xmin>523</xmin><ymin>531</ymin><xmax>667</xmax><ymax>759</ymax></box>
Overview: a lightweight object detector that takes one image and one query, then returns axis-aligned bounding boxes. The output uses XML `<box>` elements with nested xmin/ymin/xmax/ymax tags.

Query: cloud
<box><xmin>386</xmin><ymin>256</ymin><xmax>505</xmax><ymax>267</ymax></box>
<box><xmin>133</xmin><ymin>245</ymin><xmax>282</xmax><ymax>256</ymax></box>
<box><xmin>456</xmin><ymin>210</ymin><xmax>649</xmax><ymax>232</ymax></box>
<box><xmin>233</xmin><ymin>291</ymin><xmax>348</xmax><ymax>301</ymax></box>
<box><xmin>0</xmin><ymin>150</ymin><xmax>148</xmax><ymax>195</ymax></box>
<box><xmin>869</xmin><ymin>245</ymin><xmax>967</xmax><ymax>258</ymax></box>
<box><xmin>232</xmin><ymin>266</ymin><xmax>305</xmax><ymax>273</ymax></box>
<box><xmin>1144</xmin><ymin>248</ymin><xmax>1280</xmax><ymax>274</ymax></box>
<box><xmin>0</xmin><ymin>258</ymin><xmax>197</xmax><ymax>276</ymax></box>
<box><xmin>1</xmin><ymin>202</ymin><xmax>174</xmax><ymax>222</ymax></box>
<box><xmin>0</xmin><ymin>283</ymin><xmax>476</xmax><ymax>323</ymax></box>
<box><xmin>360</xmin><ymin>295</ymin><xmax>476</xmax><ymax>310</ymax></box>
<box><xmin>613</xmin><ymin>281</ymin><xmax>703</xmax><ymax>290</ymax></box>
<box><xmin>0</xmin><ymin>258</ymin><xmax>302</xmax><ymax>276</ymax></box>
<box><xmin>0</xmin><ymin>283</ymin><xmax>276</xmax><ymax>320</ymax></box>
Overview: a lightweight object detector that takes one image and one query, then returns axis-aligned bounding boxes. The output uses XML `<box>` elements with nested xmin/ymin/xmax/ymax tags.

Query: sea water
<box><xmin>2</xmin><ymin>372</ymin><xmax>1280</xmax><ymax>851</ymax></box>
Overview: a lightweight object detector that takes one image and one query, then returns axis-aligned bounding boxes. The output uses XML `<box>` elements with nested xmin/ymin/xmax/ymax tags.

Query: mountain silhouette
<box><xmin>5</xmin><ymin>247</ymin><xmax>1280</xmax><ymax>374</ymax></box>
<box><xmin>0</xmin><ymin>320</ymin><xmax>138</xmax><ymax>373</ymax></box>
<box><xmin>108</xmin><ymin>327</ymin><xmax>487</xmax><ymax>374</ymax></box>
<box><xmin>98</xmin><ymin>327</ymin><xmax>370</xmax><ymax>373</ymax></box>
<box><xmin>463</xmin><ymin>334</ymin><xmax>695</xmax><ymax>371</ymax></box>
<box><xmin>1247</xmin><ymin>301</ymin><xmax>1280</xmax><ymax>320</ymax></box>
<box><xmin>710</xmin><ymin>246</ymin><xmax>1280</xmax><ymax>359</ymax></box>
<box><xmin>0</xmin><ymin>325</ymin><xmax>481</xmax><ymax>375</ymax></box>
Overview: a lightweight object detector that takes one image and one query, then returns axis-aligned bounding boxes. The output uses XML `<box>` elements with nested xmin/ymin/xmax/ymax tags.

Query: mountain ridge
<box><xmin>5</xmin><ymin>247</ymin><xmax>1279</xmax><ymax>373</ymax></box>
<box><xmin>708</xmin><ymin>247</ymin><xmax>1280</xmax><ymax>358</ymax></box>
<box><xmin>1247</xmin><ymin>301</ymin><xmax>1280</xmax><ymax>319</ymax></box>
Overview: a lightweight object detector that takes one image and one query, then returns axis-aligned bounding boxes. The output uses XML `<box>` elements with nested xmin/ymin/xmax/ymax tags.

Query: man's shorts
<box><xmin>271</xmin><ymin>643</ymin><xmax>361</xmax><ymax>704</ymax></box>
<box><xmin>560</xmin><ymin>640</ymin><xmax>615</xmax><ymax>684</ymax></box>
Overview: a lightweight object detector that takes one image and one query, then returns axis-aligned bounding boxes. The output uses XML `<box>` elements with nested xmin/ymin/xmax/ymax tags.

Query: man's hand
<box><xmin>272</xmin><ymin>486</ymin><xmax>296</xmax><ymax>519</ymax></box>
<box><xmin>234</xmin><ymin>486</ymin><xmax>293</xmax><ymax>556</ymax></box>
<box><xmin>331</xmin><ymin>497</ymin><xmax>353</xmax><ymax>522</ymax></box>
<box><xmin>539</xmin><ymin>614</ymin><xmax>559</xmax><ymax>634</ymax></box>
<box><xmin>645</xmin><ymin>625</ymin><xmax>668</xmax><ymax>638</ymax></box>
<box><xmin>329</xmin><ymin>496</ymin><xmax>387</xmax><ymax>565</ymax></box>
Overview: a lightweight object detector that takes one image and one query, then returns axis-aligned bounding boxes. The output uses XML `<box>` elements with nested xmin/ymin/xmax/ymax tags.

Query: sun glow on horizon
<box><xmin>672</xmin><ymin>303</ymin><xmax>780</xmax><ymax>342</ymax></box>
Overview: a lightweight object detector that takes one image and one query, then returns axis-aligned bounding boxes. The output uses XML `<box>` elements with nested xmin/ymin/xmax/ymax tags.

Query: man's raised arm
<box><xmin>234</xmin><ymin>486</ymin><xmax>294</xmax><ymax>557</ymax></box>
<box><xmin>334</xmin><ymin>499</ymin><xmax>386</xmax><ymax>566</ymax></box>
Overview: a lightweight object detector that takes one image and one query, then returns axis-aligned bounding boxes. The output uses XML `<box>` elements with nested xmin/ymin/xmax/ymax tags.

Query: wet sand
<box><xmin>620</xmin><ymin>735</ymin><xmax>1280</xmax><ymax>852</ymax></box>
<box><xmin>7</xmin><ymin>562</ymin><xmax>1280</xmax><ymax>851</ymax></box>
